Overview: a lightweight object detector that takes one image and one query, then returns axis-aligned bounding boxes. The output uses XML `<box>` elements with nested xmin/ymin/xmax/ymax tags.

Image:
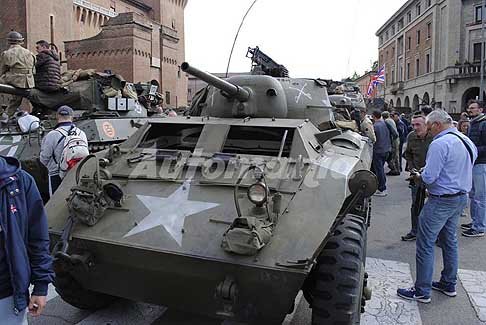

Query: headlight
<box><xmin>247</xmin><ymin>182</ymin><xmax>268</xmax><ymax>206</ymax></box>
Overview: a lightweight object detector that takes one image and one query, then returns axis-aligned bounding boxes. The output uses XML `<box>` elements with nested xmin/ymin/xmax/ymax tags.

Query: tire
<box><xmin>304</xmin><ymin>214</ymin><xmax>368</xmax><ymax>325</ymax></box>
<box><xmin>54</xmin><ymin>272</ymin><xmax>116</xmax><ymax>310</ymax></box>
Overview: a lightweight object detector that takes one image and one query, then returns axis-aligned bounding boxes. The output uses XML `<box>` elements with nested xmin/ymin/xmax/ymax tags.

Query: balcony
<box><xmin>448</xmin><ymin>62</ymin><xmax>483</xmax><ymax>79</ymax></box>
<box><xmin>390</xmin><ymin>81</ymin><xmax>404</xmax><ymax>95</ymax></box>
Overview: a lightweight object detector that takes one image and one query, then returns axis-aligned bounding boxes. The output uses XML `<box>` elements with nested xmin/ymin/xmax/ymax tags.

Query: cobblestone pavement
<box><xmin>459</xmin><ymin>269</ymin><xmax>486</xmax><ymax>323</ymax></box>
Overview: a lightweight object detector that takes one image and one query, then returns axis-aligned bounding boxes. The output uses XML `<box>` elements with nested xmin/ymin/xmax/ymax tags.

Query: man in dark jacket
<box><xmin>462</xmin><ymin>100</ymin><xmax>486</xmax><ymax>237</ymax></box>
<box><xmin>372</xmin><ymin>110</ymin><xmax>392</xmax><ymax>196</ymax></box>
<box><xmin>0</xmin><ymin>156</ymin><xmax>53</xmax><ymax>323</ymax></box>
<box><xmin>34</xmin><ymin>40</ymin><xmax>61</xmax><ymax>93</ymax></box>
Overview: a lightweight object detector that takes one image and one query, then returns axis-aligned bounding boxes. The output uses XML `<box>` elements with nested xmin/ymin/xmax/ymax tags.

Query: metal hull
<box><xmin>50</xmin><ymin>234</ymin><xmax>304</xmax><ymax>324</ymax></box>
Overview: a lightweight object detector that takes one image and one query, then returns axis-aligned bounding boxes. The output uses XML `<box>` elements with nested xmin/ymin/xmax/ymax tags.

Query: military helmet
<box><xmin>6</xmin><ymin>31</ymin><xmax>24</xmax><ymax>44</ymax></box>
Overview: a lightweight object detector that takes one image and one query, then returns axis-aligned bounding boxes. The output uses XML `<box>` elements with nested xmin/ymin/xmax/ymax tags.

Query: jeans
<box><xmin>0</xmin><ymin>296</ymin><xmax>27</xmax><ymax>325</ymax></box>
<box><xmin>372</xmin><ymin>151</ymin><xmax>388</xmax><ymax>192</ymax></box>
<box><xmin>415</xmin><ymin>194</ymin><xmax>467</xmax><ymax>296</ymax></box>
<box><xmin>470</xmin><ymin>164</ymin><xmax>486</xmax><ymax>232</ymax></box>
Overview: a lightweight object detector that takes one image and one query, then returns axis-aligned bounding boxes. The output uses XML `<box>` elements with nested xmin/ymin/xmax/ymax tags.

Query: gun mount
<box><xmin>246</xmin><ymin>46</ymin><xmax>289</xmax><ymax>78</ymax></box>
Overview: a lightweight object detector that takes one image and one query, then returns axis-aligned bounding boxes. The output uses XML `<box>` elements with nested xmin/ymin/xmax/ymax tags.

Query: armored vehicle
<box><xmin>47</xmin><ymin>63</ymin><xmax>377</xmax><ymax>324</ymax></box>
<box><xmin>0</xmin><ymin>72</ymin><xmax>166</xmax><ymax>200</ymax></box>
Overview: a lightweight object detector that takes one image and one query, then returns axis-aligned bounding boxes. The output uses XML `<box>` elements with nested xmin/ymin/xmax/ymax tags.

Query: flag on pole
<box><xmin>366</xmin><ymin>64</ymin><xmax>386</xmax><ymax>97</ymax></box>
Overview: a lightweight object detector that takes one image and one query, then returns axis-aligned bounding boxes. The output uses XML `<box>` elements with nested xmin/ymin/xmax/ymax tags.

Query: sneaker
<box><xmin>374</xmin><ymin>190</ymin><xmax>388</xmax><ymax>197</ymax></box>
<box><xmin>386</xmin><ymin>171</ymin><xmax>401</xmax><ymax>176</ymax></box>
<box><xmin>432</xmin><ymin>281</ymin><xmax>457</xmax><ymax>297</ymax></box>
<box><xmin>462</xmin><ymin>229</ymin><xmax>485</xmax><ymax>237</ymax></box>
<box><xmin>461</xmin><ymin>223</ymin><xmax>472</xmax><ymax>230</ymax></box>
<box><xmin>401</xmin><ymin>233</ymin><xmax>417</xmax><ymax>241</ymax></box>
<box><xmin>397</xmin><ymin>287</ymin><xmax>431</xmax><ymax>303</ymax></box>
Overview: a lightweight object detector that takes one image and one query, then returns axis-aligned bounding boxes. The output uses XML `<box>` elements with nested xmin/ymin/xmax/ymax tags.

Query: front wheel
<box><xmin>53</xmin><ymin>271</ymin><xmax>116</xmax><ymax>310</ymax></box>
<box><xmin>303</xmin><ymin>214</ymin><xmax>369</xmax><ymax>325</ymax></box>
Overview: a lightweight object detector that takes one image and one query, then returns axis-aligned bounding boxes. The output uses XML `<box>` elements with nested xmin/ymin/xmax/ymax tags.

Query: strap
<box><xmin>447</xmin><ymin>132</ymin><xmax>474</xmax><ymax>163</ymax></box>
<box><xmin>52</xmin><ymin>126</ymin><xmax>73</xmax><ymax>164</ymax></box>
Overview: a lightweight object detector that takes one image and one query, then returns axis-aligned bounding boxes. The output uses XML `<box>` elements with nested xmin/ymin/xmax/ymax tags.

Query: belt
<box><xmin>429</xmin><ymin>192</ymin><xmax>466</xmax><ymax>198</ymax></box>
<box><xmin>9</xmin><ymin>68</ymin><xmax>31</xmax><ymax>74</ymax></box>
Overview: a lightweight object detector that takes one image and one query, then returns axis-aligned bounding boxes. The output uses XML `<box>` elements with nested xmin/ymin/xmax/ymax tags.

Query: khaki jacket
<box><xmin>0</xmin><ymin>45</ymin><xmax>36</xmax><ymax>88</ymax></box>
<box><xmin>360</xmin><ymin>117</ymin><xmax>376</xmax><ymax>143</ymax></box>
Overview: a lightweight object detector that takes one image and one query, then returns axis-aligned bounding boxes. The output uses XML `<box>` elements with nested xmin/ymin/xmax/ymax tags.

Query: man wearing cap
<box><xmin>0</xmin><ymin>31</ymin><xmax>36</xmax><ymax>116</ymax></box>
<box><xmin>40</xmin><ymin>106</ymin><xmax>87</xmax><ymax>196</ymax></box>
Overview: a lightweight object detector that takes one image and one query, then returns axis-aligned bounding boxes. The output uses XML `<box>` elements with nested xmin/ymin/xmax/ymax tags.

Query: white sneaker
<box><xmin>374</xmin><ymin>190</ymin><xmax>388</xmax><ymax>197</ymax></box>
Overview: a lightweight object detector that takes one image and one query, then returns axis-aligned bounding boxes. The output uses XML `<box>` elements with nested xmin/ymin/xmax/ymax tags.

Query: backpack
<box><xmin>55</xmin><ymin>125</ymin><xmax>89</xmax><ymax>178</ymax></box>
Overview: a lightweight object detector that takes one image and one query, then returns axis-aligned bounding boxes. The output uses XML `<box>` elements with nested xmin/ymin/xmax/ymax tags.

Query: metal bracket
<box><xmin>276</xmin><ymin>259</ymin><xmax>310</xmax><ymax>269</ymax></box>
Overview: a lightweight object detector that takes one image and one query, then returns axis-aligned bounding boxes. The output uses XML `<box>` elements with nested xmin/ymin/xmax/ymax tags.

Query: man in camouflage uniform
<box><xmin>0</xmin><ymin>31</ymin><xmax>35</xmax><ymax>116</ymax></box>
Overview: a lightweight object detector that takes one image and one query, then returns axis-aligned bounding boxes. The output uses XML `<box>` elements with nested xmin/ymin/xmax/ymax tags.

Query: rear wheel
<box><xmin>303</xmin><ymin>214</ymin><xmax>368</xmax><ymax>325</ymax></box>
<box><xmin>54</xmin><ymin>271</ymin><xmax>116</xmax><ymax>310</ymax></box>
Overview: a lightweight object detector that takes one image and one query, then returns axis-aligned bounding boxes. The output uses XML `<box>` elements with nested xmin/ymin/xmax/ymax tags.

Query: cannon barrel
<box><xmin>181</xmin><ymin>62</ymin><xmax>250</xmax><ymax>102</ymax></box>
<box><xmin>0</xmin><ymin>83</ymin><xmax>30</xmax><ymax>98</ymax></box>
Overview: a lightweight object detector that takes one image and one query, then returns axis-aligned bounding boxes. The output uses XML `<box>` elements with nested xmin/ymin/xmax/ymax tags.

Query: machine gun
<box><xmin>246</xmin><ymin>46</ymin><xmax>289</xmax><ymax>78</ymax></box>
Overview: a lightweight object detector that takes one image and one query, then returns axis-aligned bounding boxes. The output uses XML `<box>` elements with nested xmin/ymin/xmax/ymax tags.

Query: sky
<box><xmin>185</xmin><ymin>0</ymin><xmax>405</xmax><ymax>80</ymax></box>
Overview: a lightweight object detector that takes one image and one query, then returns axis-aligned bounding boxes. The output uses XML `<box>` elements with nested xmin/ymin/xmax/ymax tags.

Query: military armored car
<box><xmin>47</xmin><ymin>63</ymin><xmax>377</xmax><ymax>324</ymax></box>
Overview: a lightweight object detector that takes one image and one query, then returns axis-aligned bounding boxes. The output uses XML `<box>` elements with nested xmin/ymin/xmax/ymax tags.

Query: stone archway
<box><xmin>389</xmin><ymin>99</ymin><xmax>394</xmax><ymax>108</ymax></box>
<box><xmin>412</xmin><ymin>95</ymin><xmax>420</xmax><ymax>111</ymax></box>
<box><xmin>423</xmin><ymin>92</ymin><xmax>430</xmax><ymax>105</ymax></box>
<box><xmin>404</xmin><ymin>96</ymin><xmax>410</xmax><ymax>108</ymax></box>
<box><xmin>462</xmin><ymin>87</ymin><xmax>485</xmax><ymax>109</ymax></box>
<box><xmin>396</xmin><ymin>97</ymin><xmax>402</xmax><ymax>107</ymax></box>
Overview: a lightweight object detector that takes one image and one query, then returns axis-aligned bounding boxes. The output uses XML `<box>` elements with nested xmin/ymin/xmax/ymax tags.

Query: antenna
<box><xmin>225</xmin><ymin>0</ymin><xmax>259</xmax><ymax>78</ymax></box>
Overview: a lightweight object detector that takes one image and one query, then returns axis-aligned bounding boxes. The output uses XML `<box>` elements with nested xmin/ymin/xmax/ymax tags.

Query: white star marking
<box><xmin>0</xmin><ymin>136</ymin><xmax>21</xmax><ymax>156</ymax></box>
<box><xmin>124</xmin><ymin>180</ymin><xmax>219</xmax><ymax>246</ymax></box>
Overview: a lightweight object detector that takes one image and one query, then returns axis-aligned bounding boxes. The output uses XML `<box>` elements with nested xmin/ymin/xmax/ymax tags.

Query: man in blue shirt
<box><xmin>371</xmin><ymin>110</ymin><xmax>391</xmax><ymax>197</ymax></box>
<box><xmin>461</xmin><ymin>100</ymin><xmax>486</xmax><ymax>237</ymax></box>
<box><xmin>397</xmin><ymin>110</ymin><xmax>477</xmax><ymax>303</ymax></box>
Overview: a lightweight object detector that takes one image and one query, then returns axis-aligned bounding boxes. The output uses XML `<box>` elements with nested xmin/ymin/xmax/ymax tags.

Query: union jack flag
<box><xmin>366</xmin><ymin>64</ymin><xmax>386</xmax><ymax>97</ymax></box>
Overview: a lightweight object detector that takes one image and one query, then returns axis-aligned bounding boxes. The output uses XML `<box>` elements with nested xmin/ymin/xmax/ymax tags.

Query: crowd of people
<box><xmin>361</xmin><ymin>100</ymin><xmax>486</xmax><ymax>304</ymax></box>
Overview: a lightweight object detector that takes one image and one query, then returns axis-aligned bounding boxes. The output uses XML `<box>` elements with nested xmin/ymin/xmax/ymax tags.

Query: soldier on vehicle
<box><xmin>34</xmin><ymin>40</ymin><xmax>61</xmax><ymax>93</ymax></box>
<box><xmin>0</xmin><ymin>31</ymin><xmax>36</xmax><ymax>116</ymax></box>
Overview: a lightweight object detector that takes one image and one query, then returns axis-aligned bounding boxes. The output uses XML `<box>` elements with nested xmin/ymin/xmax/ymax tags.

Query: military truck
<box><xmin>0</xmin><ymin>72</ymin><xmax>167</xmax><ymax>200</ymax></box>
<box><xmin>47</xmin><ymin>63</ymin><xmax>376</xmax><ymax>324</ymax></box>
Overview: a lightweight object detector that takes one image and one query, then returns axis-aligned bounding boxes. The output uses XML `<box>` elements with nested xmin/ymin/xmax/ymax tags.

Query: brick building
<box><xmin>0</xmin><ymin>0</ymin><xmax>188</xmax><ymax>108</ymax></box>
<box><xmin>354</xmin><ymin>71</ymin><xmax>377</xmax><ymax>98</ymax></box>
<box><xmin>376</xmin><ymin>0</ymin><xmax>486</xmax><ymax>113</ymax></box>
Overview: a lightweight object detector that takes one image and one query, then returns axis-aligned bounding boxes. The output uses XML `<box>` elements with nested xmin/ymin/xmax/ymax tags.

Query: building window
<box><xmin>166</xmin><ymin>91</ymin><xmax>171</xmax><ymax>105</ymax></box>
<box><xmin>416</xmin><ymin>2</ymin><xmax>421</xmax><ymax>16</ymax></box>
<box><xmin>398</xmin><ymin>18</ymin><xmax>404</xmax><ymax>30</ymax></box>
<box><xmin>416</xmin><ymin>58</ymin><xmax>420</xmax><ymax>77</ymax></box>
<box><xmin>407</xmin><ymin>36</ymin><xmax>412</xmax><ymax>50</ymax></box>
<box><xmin>385</xmin><ymin>31</ymin><xmax>389</xmax><ymax>41</ymax></box>
<box><xmin>476</xmin><ymin>6</ymin><xmax>483</xmax><ymax>23</ymax></box>
<box><xmin>80</xmin><ymin>11</ymin><xmax>86</xmax><ymax>23</ymax></box>
<box><xmin>392</xmin><ymin>67</ymin><xmax>395</xmax><ymax>83</ymax></box>
<box><xmin>407</xmin><ymin>62</ymin><xmax>411</xmax><ymax>79</ymax></box>
<box><xmin>427</xmin><ymin>22</ymin><xmax>432</xmax><ymax>39</ymax></box>
<box><xmin>380</xmin><ymin>35</ymin><xmax>383</xmax><ymax>45</ymax></box>
<box><xmin>407</xmin><ymin>11</ymin><xmax>412</xmax><ymax>23</ymax></box>
<box><xmin>110</xmin><ymin>0</ymin><xmax>116</xmax><ymax>11</ymax></box>
<box><xmin>398</xmin><ymin>36</ymin><xmax>404</xmax><ymax>55</ymax></box>
<box><xmin>172</xmin><ymin>19</ymin><xmax>176</xmax><ymax>29</ymax></box>
<box><xmin>178</xmin><ymin>66</ymin><xmax>181</xmax><ymax>78</ymax></box>
<box><xmin>391</xmin><ymin>25</ymin><xmax>395</xmax><ymax>35</ymax></box>
<box><xmin>474</xmin><ymin>43</ymin><xmax>482</xmax><ymax>62</ymax></box>
<box><xmin>426</xmin><ymin>53</ymin><xmax>431</xmax><ymax>73</ymax></box>
<box><xmin>386</xmin><ymin>50</ymin><xmax>389</xmax><ymax>59</ymax></box>
<box><xmin>417</xmin><ymin>30</ymin><xmax>421</xmax><ymax>45</ymax></box>
<box><xmin>426</xmin><ymin>0</ymin><xmax>432</xmax><ymax>8</ymax></box>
